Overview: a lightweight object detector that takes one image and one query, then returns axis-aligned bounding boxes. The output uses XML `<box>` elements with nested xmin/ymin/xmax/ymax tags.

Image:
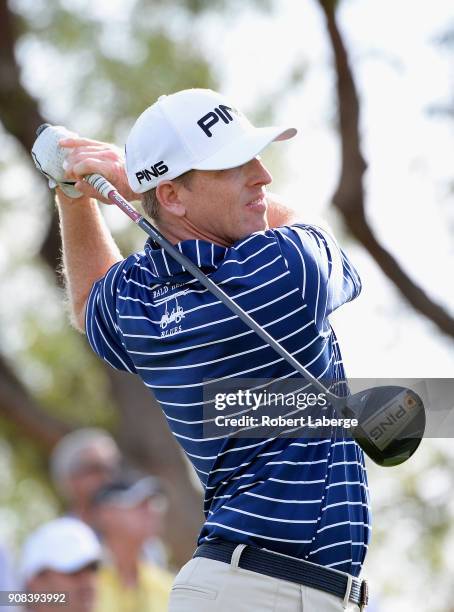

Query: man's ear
<box><xmin>156</xmin><ymin>181</ymin><xmax>186</xmax><ymax>218</ymax></box>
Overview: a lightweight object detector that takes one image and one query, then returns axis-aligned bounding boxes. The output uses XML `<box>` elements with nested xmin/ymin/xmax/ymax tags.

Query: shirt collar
<box><xmin>144</xmin><ymin>237</ymin><xmax>228</xmax><ymax>282</ymax></box>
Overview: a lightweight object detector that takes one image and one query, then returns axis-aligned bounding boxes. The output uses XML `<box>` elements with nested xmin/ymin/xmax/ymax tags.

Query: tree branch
<box><xmin>0</xmin><ymin>0</ymin><xmax>61</xmax><ymax>276</ymax></box>
<box><xmin>318</xmin><ymin>0</ymin><xmax>454</xmax><ymax>338</ymax></box>
<box><xmin>0</xmin><ymin>354</ymin><xmax>71</xmax><ymax>451</ymax></box>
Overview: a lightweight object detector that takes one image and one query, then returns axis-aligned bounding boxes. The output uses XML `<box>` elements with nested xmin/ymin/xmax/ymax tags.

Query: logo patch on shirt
<box><xmin>160</xmin><ymin>297</ymin><xmax>185</xmax><ymax>337</ymax></box>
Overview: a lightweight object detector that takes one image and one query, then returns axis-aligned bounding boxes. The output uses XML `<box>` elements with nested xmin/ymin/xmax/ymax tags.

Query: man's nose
<box><xmin>247</xmin><ymin>157</ymin><xmax>273</xmax><ymax>186</ymax></box>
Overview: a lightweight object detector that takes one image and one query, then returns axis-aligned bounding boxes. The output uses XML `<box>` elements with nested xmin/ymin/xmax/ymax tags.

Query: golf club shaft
<box><xmin>85</xmin><ymin>173</ymin><xmax>344</xmax><ymax>408</ymax></box>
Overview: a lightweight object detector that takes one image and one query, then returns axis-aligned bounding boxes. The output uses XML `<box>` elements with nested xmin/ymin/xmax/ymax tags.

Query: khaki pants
<box><xmin>169</xmin><ymin>544</ymin><xmax>361</xmax><ymax>612</ymax></box>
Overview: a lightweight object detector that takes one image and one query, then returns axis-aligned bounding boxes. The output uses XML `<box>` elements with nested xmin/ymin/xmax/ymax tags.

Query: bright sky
<box><xmin>198</xmin><ymin>0</ymin><xmax>454</xmax><ymax>378</ymax></box>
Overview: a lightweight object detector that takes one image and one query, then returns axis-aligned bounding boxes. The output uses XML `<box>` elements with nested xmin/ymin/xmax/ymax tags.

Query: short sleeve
<box><xmin>272</xmin><ymin>224</ymin><xmax>362</xmax><ymax>331</ymax></box>
<box><xmin>85</xmin><ymin>260</ymin><xmax>137</xmax><ymax>374</ymax></box>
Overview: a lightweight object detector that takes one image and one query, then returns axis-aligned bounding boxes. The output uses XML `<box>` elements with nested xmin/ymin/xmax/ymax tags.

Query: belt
<box><xmin>194</xmin><ymin>541</ymin><xmax>369</xmax><ymax>609</ymax></box>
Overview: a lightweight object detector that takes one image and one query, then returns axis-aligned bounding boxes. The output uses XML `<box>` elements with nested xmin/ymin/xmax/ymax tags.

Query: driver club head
<box><xmin>343</xmin><ymin>386</ymin><xmax>425</xmax><ymax>467</ymax></box>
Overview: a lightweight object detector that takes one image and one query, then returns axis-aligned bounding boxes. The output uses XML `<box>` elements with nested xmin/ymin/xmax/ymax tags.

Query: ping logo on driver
<box><xmin>363</xmin><ymin>392</ymin><xmax>419</xmax><ymax>451</ymax></box>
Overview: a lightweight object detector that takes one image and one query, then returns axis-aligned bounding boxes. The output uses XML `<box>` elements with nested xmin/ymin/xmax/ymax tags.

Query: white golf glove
<box><xmin>31</xmin><ymin>124</ymin><xmax>83</xmax><ymax>198</ymax></box>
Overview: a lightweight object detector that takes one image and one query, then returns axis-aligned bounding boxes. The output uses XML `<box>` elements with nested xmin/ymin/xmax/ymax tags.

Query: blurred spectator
<box><xmin>50</xmin><ymin>429</ymin><xmax>121</xmax><ymax>526</ymax></box>
<box><xmin>0</xmin><ymin>542</ymin><xmax>16</xmax><ymax>589</ymax></box>
<box><xmin>0</xmin><ymin>545</ymin><xmax>17</xmax><ymax>612</ymax></box>
<box><xmin>91</xmin><ymin>476</ymin><xmax>173</xmax><ymax>612</ymax></box>
<box><xmin>50</xmin><ymin>429</ymin><xmax>168</xmax><ymax>569</ymax></box>
<box><xmin>20</xmin><ymin>517</ymin><xmax>101</xmax><ymax>612</ymax></box>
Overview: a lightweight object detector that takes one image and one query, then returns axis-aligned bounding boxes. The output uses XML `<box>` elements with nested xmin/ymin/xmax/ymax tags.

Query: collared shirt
<box><xmin>86</xmin><ymin>224</ymin><xmax>371</xmax><ymax>576</ymax></box>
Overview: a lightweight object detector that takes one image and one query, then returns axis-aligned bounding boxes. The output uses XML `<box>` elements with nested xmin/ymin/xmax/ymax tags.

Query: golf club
<box><xmin>35</xmin><ymin>124</ymin><xmax>426</xmax><ymax>467</ymax></box>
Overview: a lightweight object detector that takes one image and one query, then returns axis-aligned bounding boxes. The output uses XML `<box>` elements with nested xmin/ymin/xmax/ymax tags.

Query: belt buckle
<box><xmin>359</xmin><ymin>579</ymin><xmax>369</xmax><ymax>610</ymax></box>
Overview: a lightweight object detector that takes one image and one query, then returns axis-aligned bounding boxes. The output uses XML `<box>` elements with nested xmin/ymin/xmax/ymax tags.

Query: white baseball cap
<box><xmin>20</xmin><ymin>518</ymin><xmax>101</xmax><ymax>583</ymax></box>
<box><xmin>125</xmin><ymin>88</ymin><xmax>297</xmax><ymax>193</ymax></box>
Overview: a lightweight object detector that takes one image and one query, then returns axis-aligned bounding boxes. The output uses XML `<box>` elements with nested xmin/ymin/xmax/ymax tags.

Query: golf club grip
<box><xmin>84</xmin><ymin>172</ymin><xmax>337</xmax><ymax>403</ymax></box>
<box><xmin>85</xmin><ymin>174</ymin><xmax>113</xmax><ymax>200</ymax></box>
<box><xmin>85</xmin><ymin>174</ymin><xmax>143</xmax><ymax>223</ymax></box>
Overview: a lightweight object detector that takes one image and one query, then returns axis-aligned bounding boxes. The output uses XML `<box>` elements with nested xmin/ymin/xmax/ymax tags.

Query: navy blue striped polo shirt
<box><xmin>86</xmin><ymin>223</ymin><xmax>371</xmax><ymax>576</ymax></box>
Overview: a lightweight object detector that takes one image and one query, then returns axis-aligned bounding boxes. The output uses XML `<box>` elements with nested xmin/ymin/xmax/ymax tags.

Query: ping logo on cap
<box><xmin>197</xmin><ymin>105</ymin><xmax>236</xmax><ymax>137</ymax></box>
<box><xmin>135</xmin><ymin>161</ymin><xmax>169</xmax><ymax>185</ymax></box>
<box><xmin>125</xmin><ymin>89</ymin><xmax>296</xmax><ymax>194</ymax></box>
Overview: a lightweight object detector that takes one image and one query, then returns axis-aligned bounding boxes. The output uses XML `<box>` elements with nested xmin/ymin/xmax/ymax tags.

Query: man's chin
<box><xmin>233</xmin><ymin>221</ymin><xmax>267</xmax><ymax>242</ymax></box>
<box><xmin>250</xmin><ymin>218</ymin><xmax>268</xmax><ymax>234</ymax></box>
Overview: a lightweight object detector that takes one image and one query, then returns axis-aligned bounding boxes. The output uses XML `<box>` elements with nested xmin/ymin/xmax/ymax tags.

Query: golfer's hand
<box><xmin>59</xmin><ymin>137</ymin><xmax>140</xmax><ymax>204</ymax></box>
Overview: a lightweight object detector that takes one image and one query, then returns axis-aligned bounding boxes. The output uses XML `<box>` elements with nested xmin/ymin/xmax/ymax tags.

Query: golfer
<box><xmin>36</xmin><ymin>88</ymin><xmax>370</xmax><ymax>610</ymax></box>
